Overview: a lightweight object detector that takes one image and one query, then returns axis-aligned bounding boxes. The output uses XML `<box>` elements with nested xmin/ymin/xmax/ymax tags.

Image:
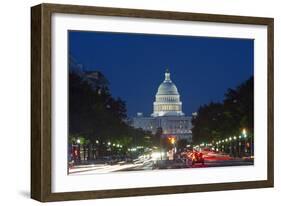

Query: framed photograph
<box><xmin>31</xmin><ymin>3</ymin><xmax>274</xmax><ymax>202</ymax></box>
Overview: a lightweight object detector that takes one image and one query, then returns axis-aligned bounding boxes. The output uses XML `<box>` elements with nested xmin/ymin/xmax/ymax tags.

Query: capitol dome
<box><xmin>151</xmin><ymin>69</ymin><xmax>184</xmax><ymax>117</ymax></box>
<box><xmin>156</xmin><ymin>75</ymin><xmax>179</xmax><ymax>95</ymax></box>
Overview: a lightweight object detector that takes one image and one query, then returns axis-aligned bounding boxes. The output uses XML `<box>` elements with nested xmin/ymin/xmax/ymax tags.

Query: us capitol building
<box><xmin>132</xmin><ymin>69</ymin><xmax>193</xmax><ymax>142</ymax></box>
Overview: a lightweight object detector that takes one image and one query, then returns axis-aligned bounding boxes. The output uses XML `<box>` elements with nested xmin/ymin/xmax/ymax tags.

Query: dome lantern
<box><xmin>165</xmin><ymin>68</ymin><xmax>171</xmax><ymax>82</ymax></box>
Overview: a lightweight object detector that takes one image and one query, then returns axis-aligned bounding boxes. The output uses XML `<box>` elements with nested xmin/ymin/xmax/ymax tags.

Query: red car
<box><xmin>189</xmin><ymin>151</ymin><xmax>205</xmax><ymax>165</ymax></box>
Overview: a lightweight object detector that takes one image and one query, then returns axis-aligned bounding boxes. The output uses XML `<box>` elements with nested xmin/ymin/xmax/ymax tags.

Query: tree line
<box><xmin>68</xmin><ymin>56</ymin><xmax>153</xmax><ymax>154</ymax></box>
<box><xmin>191</xmin><ymin>76</ymin><xmax>253</xmax><ymax>144</ymax></box>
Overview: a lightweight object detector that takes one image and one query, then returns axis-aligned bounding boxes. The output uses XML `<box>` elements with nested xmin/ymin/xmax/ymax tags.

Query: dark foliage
<box><xmin>68</xmin><ymin>57</ymin><xmax>151</xmax><ymax>148</ymax></box>
<box><xmin>192</xmin><ymin>77</ymin><xmax>253</xmax><ymax>144</ymax></box>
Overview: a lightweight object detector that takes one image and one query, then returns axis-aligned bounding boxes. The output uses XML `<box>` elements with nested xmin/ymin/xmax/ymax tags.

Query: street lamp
<box><xmin>242</xmin><ymin>128</ymin><xmax>247</xmax><ymax>138</ymax></box>
<box><xmin>168</xmin><ymin>136</ymin><xmax>176</xmax><ymax>155</ymax></box>
<box><xmin>241</xmin><ymin>128</ymin><xmax>248</xmax><ymax>156</ymax></box>
<box><xmin>76</xmin><ymin>138</ymin><xmax>81</xmax><ymax>163</ymax></box>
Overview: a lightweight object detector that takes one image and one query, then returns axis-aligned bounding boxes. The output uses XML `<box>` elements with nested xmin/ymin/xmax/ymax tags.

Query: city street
<box><xmin>69</xmin><ymin>151</ymin><xmax>253</xmax><ymax>175</ymax></box>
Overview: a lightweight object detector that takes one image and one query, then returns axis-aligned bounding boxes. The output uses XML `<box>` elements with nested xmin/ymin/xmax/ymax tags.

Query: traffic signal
<box><xmin>168</xmin><ymin>136</ymin><xmax>176</xmax><ymax>145</ymax></box>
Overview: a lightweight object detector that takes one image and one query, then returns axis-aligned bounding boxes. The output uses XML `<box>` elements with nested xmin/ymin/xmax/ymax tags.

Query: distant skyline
<box><xmin>69</xmin><ymin>31</ymin><xmax>254</xmax><ymax>117</ymax></box>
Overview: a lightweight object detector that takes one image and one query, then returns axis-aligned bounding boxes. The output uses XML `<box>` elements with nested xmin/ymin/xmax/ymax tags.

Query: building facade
<box><xmin>132</xmin><ymin>69</ymin><xmax>193</xmax><ymax>142</ymax></box>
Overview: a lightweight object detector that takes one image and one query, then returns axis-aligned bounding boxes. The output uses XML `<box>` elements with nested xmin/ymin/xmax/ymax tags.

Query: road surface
<box><xmin>69</xmin><ymin>152</ymin><xmax>253</xmax><ymax>175</ymax></box>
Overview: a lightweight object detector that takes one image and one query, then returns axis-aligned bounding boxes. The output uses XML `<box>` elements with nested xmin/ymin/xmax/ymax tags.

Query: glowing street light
<box><xmin>242</xmin><ymin>128</ymin><xmax>247</xmax><ymax>138</ymax></box>
<box><xmin>169</xmin><ymin>137</ymin><xmax>176</xmax><ymax>145</ymax></box>
<box><xmin>107</xmin><ymin>142</ymin><xmax>111</xmax><ymax>146</ymax></box>
<box><xmin>76</xmin><ymin>139</ymin><xmax>81</xmax><ymax>144</ymax></box>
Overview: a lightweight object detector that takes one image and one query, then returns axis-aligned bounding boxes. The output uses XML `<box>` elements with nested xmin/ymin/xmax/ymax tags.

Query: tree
<box><xmin>177</xmin><ymin>139</ymin><xmax>188</xmax><ymax>150</ymax></box>
<box><xmin>223</xmin><ymin>77</ymin><xmax>253</xmax><ymax>136</ymax></box>
<box><xmin>192</xmin><ymin>102</ymin><xmax>224</xmax><ymax>144</ymax></box>
<box><xmin>68</xmin><ymin>57</ymin><xmax>152</xmax><ymax>158</ymax></box>
<box><xmin>191</xmin><ymin>76</ymin><xmax>254</xmax><ymax>144</ymax></box>
<box><xmin>152</xmin><ymin>127</ymin><xmax>162</xmax><ymax>147</ymax></box>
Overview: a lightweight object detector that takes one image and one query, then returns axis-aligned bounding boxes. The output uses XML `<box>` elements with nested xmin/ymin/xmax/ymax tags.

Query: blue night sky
<box><xmin>69</xmin><ymin>31</ymin><xmax>254</xmax><ymax>118</ymax></box>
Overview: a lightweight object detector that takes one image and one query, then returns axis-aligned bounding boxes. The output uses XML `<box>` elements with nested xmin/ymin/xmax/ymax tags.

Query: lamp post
<box><xmin>107</xmin><ymin>141</ymin><xmax>111</xmax><ymax>157</ymax></box>
<box><xmin>76</xmin><ymin>138</ymin><xmax>81</xmax><ymax>163</ymax></box>
<box><xmin>170</xmin><ymin>137</ymin><xmax>176</xmax><ymax>152</ymax></box>
<box><xmin>168</xmin><ymin>136</ymin><xmax>176</xmax><ymax>160</ymax></box>
<box><xmin>249</xmin><ymin>131</ymin><xmax>254</xmax><ymax>157</ymax></box>
<box><xmin>94</xmin><ymin>139</ymin><xmax>99</xmax><ymax>159</ymax></box>
<box><xmin>242</xmin><ymin>128</ymin><xmax>247</xmax><ymax>157</ymax></box>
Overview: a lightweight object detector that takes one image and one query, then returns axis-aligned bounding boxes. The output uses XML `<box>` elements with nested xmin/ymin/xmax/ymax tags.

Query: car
<box><xmin>188</xmin><ymin>151</ymin><xmax>205</xmax><ymax>165</ymax></box>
